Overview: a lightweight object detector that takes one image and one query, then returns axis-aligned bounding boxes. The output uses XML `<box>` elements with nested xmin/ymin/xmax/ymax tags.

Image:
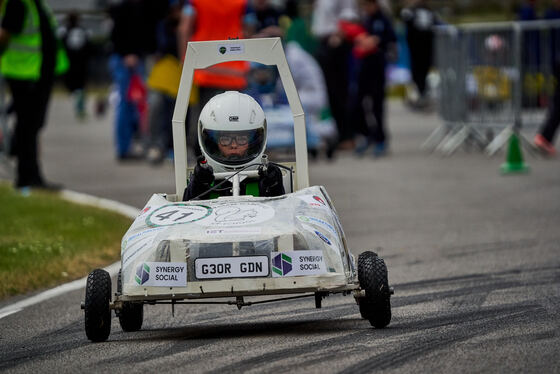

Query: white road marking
<box><xmin>61</xmin><ymin>190</ymin><xmax>140</xmax><ymax>219</ymax></box>
<box><xmin>0</xmin><ymin>261</ymin><xmax>122</xmax><ymax>321</ymax></box>
<box><xmin>0</xmin><ymin>190</ymin><xmax>139</xmax><ymax>320</ymax></box>
<box><xmin>0</xmin><ymin>308</ymin><xmax>22</xmax><ymax>319</ymax></box>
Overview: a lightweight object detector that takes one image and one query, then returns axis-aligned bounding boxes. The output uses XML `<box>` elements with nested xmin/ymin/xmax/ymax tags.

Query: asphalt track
<box><xmin>0</xmin><ymin>98</ymin><xmax>559</xmax><ymax>373</ymax></box>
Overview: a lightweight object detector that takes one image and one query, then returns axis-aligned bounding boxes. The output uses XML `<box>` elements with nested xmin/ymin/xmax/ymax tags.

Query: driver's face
<box><xmin>218</xmin><ymin>134</ymin><xmax>249</xmax><ymax>159</ymax></box>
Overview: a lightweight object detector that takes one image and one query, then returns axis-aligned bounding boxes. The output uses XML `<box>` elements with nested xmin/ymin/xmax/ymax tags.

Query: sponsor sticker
<box><xmin>123</xmin><ymin>227</ymin><xmax>164</xmax><ymax>247</ymax></box>
<box><xmin>205</xmin><ymin>227</ymin><xmax>262</xmax><ymax>236</ymax></box>
<box><xmin>138</xmin><ymin>206</ymin><xmax>151</xmax><ymax>216</ymax></box>
<box><xmin>197</xmin><ymin>202</ymin><xmax>275</xmax><ymax>227</ymax></box>
<box><xmin>121</xmin><ymin>227</ymin><xmax>165</xmax><ymax>268</ymax></box>
<box><xmin>297</xmin><ymin>194</ymin><xmax>330</xmax><ymax>211</ymax></box>
<box><xmin>146</xmin><ymin>204</ymin><xmax>212</xmax><ymax>227</ymax></box>
<box><xmin>300</xmin><ymin>223</ymin><xmax>333</xmax><ymax>247</ymax></box>
<box><xmin>134</xmin><ymin>262</ymin><xmax>187</xmax><ymax>287</ymax></box>
<box><xmin>195</xmin><ymin>256</ymin><xmax>269</xmax><ymax>279</ymax></box>
<box><xmin>313</xmin><ymin>195</ymin><xmax>326</xmax><ymax>205</ymax></box>
<box><xmin>296</xmin><ymin>215</ymin><xmax>338</xmax><ymax>237</ymax></box>
<box><xmin>271</xmin><ymin>250</ymin><xmax>327</xmax><ymax>277</ymax></box>
<box><xmin>128</xmin><ymin>205</ymin><xmax>154</xmax><ymax>231</ymax></box>
<box><xmin>217</xmin><ymin>43</ymin><xmax>244</xmax><ymax>55</ymax></box>
<box><xmin>314</xmin><ymin>230</ymin><xmax>331</xmax><ymax>245</ymax></box>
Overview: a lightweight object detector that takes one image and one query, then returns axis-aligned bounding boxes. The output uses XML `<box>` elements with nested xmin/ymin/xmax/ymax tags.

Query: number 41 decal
<box><xmin>155</xmin><ymin>210</ymin><xmax>193</xmax><ymax>222</ymax></box>
<box><xmin>147</xmin><ymin>204</ymin><xmax>212</xmax><ymax>227</ymax></box>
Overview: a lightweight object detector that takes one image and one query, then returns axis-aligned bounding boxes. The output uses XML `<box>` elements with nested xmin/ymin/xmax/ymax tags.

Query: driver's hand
<box><xmin>258</xmin><ymin>163</ymin><xmax>281</xmax><ymax>181</ymax></box>
<box><xmin>194</xmin><ymin>156</ymin><xmax>214</xmax><ymax>184</ymax></box>
<box><xmin>258</xmin><ymin>164</ymin><xmax>284</xmax><ymax>196</ymax></box>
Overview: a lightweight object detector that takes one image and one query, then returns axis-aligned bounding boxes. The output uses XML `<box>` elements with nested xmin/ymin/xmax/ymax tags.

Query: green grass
<box><xmin>0</xmin><ymin>184</ymin><xmax>132</xmax><ymax>300</ymax></box>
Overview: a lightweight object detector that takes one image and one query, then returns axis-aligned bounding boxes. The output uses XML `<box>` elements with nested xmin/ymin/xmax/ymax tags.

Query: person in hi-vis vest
<box><xmin>0</xmin><ymin>0</ymin><xmax>68</xmax><ymax>189</ymax></box>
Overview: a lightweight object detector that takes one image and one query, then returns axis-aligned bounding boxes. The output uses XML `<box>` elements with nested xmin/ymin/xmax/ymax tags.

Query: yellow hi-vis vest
<box><xmin>0</xmin><ymin>0</ymin><xmax>68</xmax><ymax>80</ymax></box>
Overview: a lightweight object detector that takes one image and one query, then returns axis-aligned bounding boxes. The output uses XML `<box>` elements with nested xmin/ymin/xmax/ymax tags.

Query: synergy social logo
<box><xmin>272</xmin><ymin>253</ymin><xmax>292</xmax><ymax>276</ymax></box>
<box><xmin>135</xmin><ymin>263</ymin><xmax>150</xmax><ymax>285</ymax></box>
<box><xmin>271</xmin><ymin>250</ymin><xmax>327</xmax><ymax>277</ymax></box>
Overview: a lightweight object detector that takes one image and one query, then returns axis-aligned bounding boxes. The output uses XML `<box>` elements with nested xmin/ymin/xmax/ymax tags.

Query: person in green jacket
<box><xmin>0</xmin><ymin>0</ymin><xmax>68</xmax><ymax>189</ymax></box>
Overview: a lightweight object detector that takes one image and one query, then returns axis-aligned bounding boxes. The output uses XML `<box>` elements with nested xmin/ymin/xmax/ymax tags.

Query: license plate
<box><xmin>195</xmin><ymin>256</ymin><xmax>269</xmax><ymax>279</ymax></box>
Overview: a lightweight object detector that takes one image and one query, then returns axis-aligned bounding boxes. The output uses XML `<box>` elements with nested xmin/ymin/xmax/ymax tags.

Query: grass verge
<box><xmin>0</xmin><ymin>184</ymin><xmax>132</xmax><ymax>300</ymax></box>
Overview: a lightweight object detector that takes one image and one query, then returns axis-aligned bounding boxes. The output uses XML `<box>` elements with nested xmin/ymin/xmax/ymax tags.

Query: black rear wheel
<box><xmin>357</xmin><ymin>251</ymin><xmax>392</xmax><ymax>328</ymax></box>
<box><xmin>116</xmin><ymin>269</ymin><xmax>144</xmax><ymax>332</ymax></box>
<box><xmin>84</xmin><ymin>269</ymin><xmax>112</xmax><ymax>342</ymax></box>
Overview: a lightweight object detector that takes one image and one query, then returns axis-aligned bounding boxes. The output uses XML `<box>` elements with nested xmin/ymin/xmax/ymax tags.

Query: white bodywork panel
<box><xmin>118</xmin><ymin>38</ymin><xmax>356</xmax><ymax>302</ymax></box>
<box><xmin>171</xmin><ymin>38</ymin><xmax>309</xmax><ymax>199</ymax></box>
<box><xmin>121</xmin><ymin>186</ymin><xmax>356</xmax><ymax>300</ymax></box>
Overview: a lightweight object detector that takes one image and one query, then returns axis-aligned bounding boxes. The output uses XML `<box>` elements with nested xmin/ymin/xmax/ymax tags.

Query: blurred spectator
<box><xmin>545</xmin><ymin>0</ymin><xmax>560</xmax><ymax>18</ymax></box>
<box><xmin>534</xmin><ymin>61</ymin><xmax>559</xmax><ymax>156</ymax></box>
<box><xmin>401</xmin><ymin>0</ymin><xmax>439</xmax><ymax>108</ymax></box>
<box><xmin>248</xmin><ymin>0</ymin><xmax>282</xmax><ymax>37</ymax></box>
<box><xmin>534</xmin><ymin>1</ymin><xmax>560</xmax><ymax>156</ymax></box>
<box><xmin>245</xmin><ymin>3</ymin><xmax>336</xmax><ymax>159</ymax></box>
<box><xmin>378</xmin><ymin>0</ymin><xmax>392</xmax><ymax>15</ymax></box>
<box><xmin>545</xmin><ymin>0</ymin><xmax>560</xmax><ymax>66</ymax></box>
<box><xmin>352</xmin><ymin>0</ymin><xmax>397</xmax><ymax>157</ymax></box>
<box><xmin>178</xmin><ymin>0</ymin><xmax>252</xmax><ymax>156</ymax></box>
<box><xmin>283</xmin><ymin>40</ymin><xmax>335</xmax><ymax>158</ymax></box>
<box><xmin>518</xmin><ymin>0</ymin><xmax>541</xmax><ymax>108</ymax></box>
<box><xmin>108</xmin><ymin>0</ymin><xmax>166</xmax><ymax>161</ymax></box>
<box><xmin>145</xmin><ymin>1</ymin><xmax>183</xmax><ymax>165</ymax></box>
<box><xmin>518</xmin><ymin>0</ymin><xmax>538</xmax><ymax>21</ymax></box>
<box><xmin>311</xmin><ymin>0</ymin><xmax>358</xmax><ymax>150</ymax></box>
<box><xmin>283</xmin><ymin>0</ymin><xmax>317</xmax><ymax>55</ymax></box>
<box><xmin>58</xmin><ymin>12</ymin><xmax>91</xmax><ymax>119</ymax></box>
<box><xmin>247</xmin><ymin>42</ymin><xmax>333</xmax><ymax>158</ymax></box>
<box><xmin>245</xmin><ymin>63</ymin><xmax>278</xmax><ymax>102</ymax></box>
<box><xmin>285</xmin><ymin>1</ymin><xmax>335</xmax><ymax>158</ymax></box>
<box><xmin>0</xmin><ymin>0</ymin><xmax>69</xmax><ymax>189</ymax></box>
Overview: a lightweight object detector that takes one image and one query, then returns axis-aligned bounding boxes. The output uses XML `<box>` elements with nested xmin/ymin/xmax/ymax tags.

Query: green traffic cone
<box><xmin>500</xmin><ymin>133</ymin><xmax>529</xmax><ymax>174</ymax></box>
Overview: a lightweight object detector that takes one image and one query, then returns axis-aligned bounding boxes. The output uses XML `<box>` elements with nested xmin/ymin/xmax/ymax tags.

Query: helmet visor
<box><xmin>202</xmin><ymin>128</ymin><xmax>265</xmax><ymax>166</ymax></box>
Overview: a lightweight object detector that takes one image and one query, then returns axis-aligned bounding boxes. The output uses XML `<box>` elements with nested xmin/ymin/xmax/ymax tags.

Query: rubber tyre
<box><xmin>357</xmin><ymin>251</ymin><xmax>391</xmax><ymax>328</ymax></box>
<box><xmin>117</xmin><ymin>269</ymin><xmax>144</xmax><ymax>332</ymax></box>
<box><xmin>84</xmin><ymin>269</ymin><xmax>112</xmax><ymax>342</ymax></box>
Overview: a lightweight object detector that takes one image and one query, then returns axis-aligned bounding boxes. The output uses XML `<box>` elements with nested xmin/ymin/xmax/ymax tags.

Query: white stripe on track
<box><xmin>61</xmin><ymin>190</ymin><xmax>139</xmax><ymax>219</ymax></box>
<box><xmin>0</xmin><ymin>189</ymin><xmax>140</xmax><ymax>320</ymax></box>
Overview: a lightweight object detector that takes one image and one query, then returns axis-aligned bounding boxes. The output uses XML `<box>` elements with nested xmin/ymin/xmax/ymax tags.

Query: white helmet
<box><xmin>198</xmin><ymin>91</ymin><xmax>267</xmax><ymax>172</ymax></box>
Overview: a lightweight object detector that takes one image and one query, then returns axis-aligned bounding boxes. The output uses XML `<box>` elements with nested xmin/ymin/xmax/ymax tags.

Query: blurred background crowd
<box><xmin>1</xmin><ymin>0</ymin><xmax>560</xmax><ymax>189</ymax></box>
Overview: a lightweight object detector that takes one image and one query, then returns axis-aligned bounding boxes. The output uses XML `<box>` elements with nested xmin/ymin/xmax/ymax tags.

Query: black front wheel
<box><xmin>116</xmin><ymin>269</ymin><xmax>144</xmax><ymax>332</ymax></box>
<box><xmin>84</xmin><ymin>269</ymin><xmax>112</xmax><ymax>342</ymax></box>
<box><xmin>119</xmin><ymin>302</ymin><xmax>144</xmax><ymax>332</ymax></box>
<box><xmin>357</xmin><ymin>251</ymin><xmax>392</xmax><ymax>328</ymax></box>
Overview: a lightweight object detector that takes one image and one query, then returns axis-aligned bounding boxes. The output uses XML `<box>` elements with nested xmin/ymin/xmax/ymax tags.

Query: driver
<box><xmin>184</xmin><ymin>91</ymin><xmax>285</xmax><ymax>200</ymax></box>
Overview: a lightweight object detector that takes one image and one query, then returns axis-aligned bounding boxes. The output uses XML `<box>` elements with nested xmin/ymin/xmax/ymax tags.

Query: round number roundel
<box><xmin>146</xmin><ymin>204</ymin><xmax>212</xmax><ymax>227</ymax></box>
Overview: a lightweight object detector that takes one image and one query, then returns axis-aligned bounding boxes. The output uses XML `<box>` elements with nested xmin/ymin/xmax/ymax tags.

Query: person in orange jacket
<box><xmin>177</xmin><ymin>0</ymin><xmax>254</xmax><ymax>156</ymax></box>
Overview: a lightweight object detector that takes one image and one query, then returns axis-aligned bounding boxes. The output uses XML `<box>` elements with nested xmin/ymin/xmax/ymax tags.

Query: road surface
<box><xmin>0</xmin><ymin>98</ymin><xmax>559</xmax><ymax>373</ymax></box>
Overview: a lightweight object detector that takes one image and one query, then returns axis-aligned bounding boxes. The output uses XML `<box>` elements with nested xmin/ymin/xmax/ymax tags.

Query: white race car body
<box><xmin>120</xmin><ymin>186</ymin><xmax>357</xmax><ymax>301</ymax></box>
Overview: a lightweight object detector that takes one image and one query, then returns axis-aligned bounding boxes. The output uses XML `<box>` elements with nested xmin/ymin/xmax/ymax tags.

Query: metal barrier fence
<box><xmin>425</xmin><ymin>19</ymin><xmax>560</xmax><ymax>155</ymax></box>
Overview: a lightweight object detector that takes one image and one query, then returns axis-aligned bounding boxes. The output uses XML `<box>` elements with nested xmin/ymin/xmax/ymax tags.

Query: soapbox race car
<box><xmin>82</xmin><ymin>38</ymin><xmax>393</xmax><ymax>342</ymax></box>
